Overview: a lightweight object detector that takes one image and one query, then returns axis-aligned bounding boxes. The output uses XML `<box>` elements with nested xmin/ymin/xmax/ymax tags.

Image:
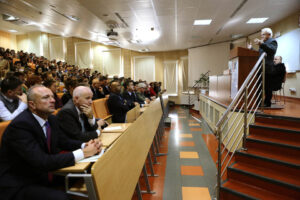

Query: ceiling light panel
<box><xmin>193</xmin><ymin>19</ymin><xmax>212</xmax><ymax>25</ymax></box>
<box><xmin>246</xmin><ymin>18</ymin><xmax>268</xmax><ymax>24</ymax></box>
<box><xmin>8</xmin><ymin>29</ymin><xmax>18</xmax><ymax>32</ymax></box>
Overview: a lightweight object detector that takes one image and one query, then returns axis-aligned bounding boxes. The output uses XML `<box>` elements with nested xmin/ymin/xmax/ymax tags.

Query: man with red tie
<box><xmin>0</xmin><ymin>85</ymin><xmax>101</xmax><ymax>200</ymax></box>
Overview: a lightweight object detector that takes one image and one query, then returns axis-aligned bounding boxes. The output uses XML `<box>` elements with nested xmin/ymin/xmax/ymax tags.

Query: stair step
<box><xmin>247</xmin><ymin>134</ymin><xmax>300</xmax><ymax>149</ymax></box>
<box><xmin>249</xmin><ymin>124</ymin><xmax>300</xmax><ymax>144</ymax></box>
<box><xmin>227</xmin><ymin>167</ymin><xmax>300</xmax><ymax>198</ymax></box>
<box><xmin>230</xmin><ymin>162</ymin><xmax>300</xmax><ymax>188</ymax></box>
<box><xmin>235</xmin><ymin>151</ymin><xmax>300</xmax><ymax>179</ymax></box>
<box><xmin>255</xmin><ymin>113</ymin><xmax>300</xmax><ymax>130</ymax></box>
<box><xmin>221</xmin><ymin>180</ymin><xmax>293</xmax><ymax>200</ymax></box>
<box><xmin>245</xmin><ymin>138</ymin><xmax>300</xmax><ymax>165</ymax></box>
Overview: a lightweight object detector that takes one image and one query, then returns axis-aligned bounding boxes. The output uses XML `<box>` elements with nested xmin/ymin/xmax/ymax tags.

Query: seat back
<box><xmin>92</xmin><ymin>98</ymin><xmax>111</xmax><ymax>119</ymax></box>
<box><xmin>126</xmin><ymin>106</ymin><xmax>137</xmax><ymax>123</ymax></box>
<box><xmin>0</xmin><ymin>121</ymin><xmax>11</xmax><ymax>146</ymax></box>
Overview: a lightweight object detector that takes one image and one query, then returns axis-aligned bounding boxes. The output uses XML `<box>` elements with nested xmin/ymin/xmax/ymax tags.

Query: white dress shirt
<box><xmin>0</xmin><ymin>95</ymin><xmax>27</xmax><ymax>121</ymax></box>
<box><xmin>32</xmin><ymin>113</ymin><xmax>85</xmax><ymax>162</ymax></box>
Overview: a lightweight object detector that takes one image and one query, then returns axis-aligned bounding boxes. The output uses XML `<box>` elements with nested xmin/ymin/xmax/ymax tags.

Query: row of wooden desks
<box><xmin>56</xmin><ymin>123</ymin><xmax>132</xmax><ymax>173</ymax></box>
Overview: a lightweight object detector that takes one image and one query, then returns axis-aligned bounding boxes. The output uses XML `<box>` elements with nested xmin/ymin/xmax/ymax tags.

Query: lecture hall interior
<box><xmin>0</xmin><ymin>0</ymin><xmax>300</xmax><ymax>200</ymax></box>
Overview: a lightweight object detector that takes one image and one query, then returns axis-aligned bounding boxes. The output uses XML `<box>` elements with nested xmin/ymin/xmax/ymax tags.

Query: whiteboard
<box><xmin>275</xmin><ymin>28</ymin><xmax>300</xmax><ymax>72</ymax></box>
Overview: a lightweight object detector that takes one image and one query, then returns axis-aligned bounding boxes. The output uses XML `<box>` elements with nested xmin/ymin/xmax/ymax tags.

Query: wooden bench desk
<box><xmin>140</xmin><ymin>107</ymin><xmax>147</xmax><ymax>113</ymax></box>
<box><xmin>55</xmin><ymin>162</ymin><xmax>91</xmax><ymax>173</ymax></box>
<box><xmin>99</xmin><ymin>133</ymin><xmax>122</xmax><ymax>147</ymax></box>
<box><xmin>102</xmin><ymin>123</ymin><xmax>132</xmax><ymax>133</ymax></box>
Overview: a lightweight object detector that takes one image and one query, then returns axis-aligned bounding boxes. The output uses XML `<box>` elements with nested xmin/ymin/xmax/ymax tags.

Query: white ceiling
<box><xmin>0</xmin><ymin>0</ymin><xmax>299</xmax><ymax>52</ymax></box>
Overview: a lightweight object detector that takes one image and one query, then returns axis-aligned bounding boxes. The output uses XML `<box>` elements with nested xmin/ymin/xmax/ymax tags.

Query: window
<box><xmin>180</xmin><ymin>57</ymin><xmax>188</xmax><ymax>92</ymax></box>
<box><xmin>50</xmin><ymin>37</ymin><xmax>66</xmax><ymax>61</ymax></box>
<box><xmin>133</xmin><ymin>56</ymin><xmax>155</xmax><ymax>82</ymax></box>
<box><xmin>164</xmin><ymin>61</ymin><xmax>178</xmax><ymax>96</ymax></box>
<box><xmin>75</xmin><ymin>42</ymin><xmax>92</xmax><ymax>68</ymax></box>
<box><xmin>102</xmin><ymin>49</ymin><xmax>122</xmax><ymax>77</ymax></box>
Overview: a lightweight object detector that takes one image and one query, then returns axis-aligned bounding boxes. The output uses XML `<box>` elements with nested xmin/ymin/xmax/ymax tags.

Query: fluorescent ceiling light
<box><xmin>246</xmin><ymin>18</ymin><xmax>268</xmax><ymax>24</ymax></box>
<box><xmin>193</xmin><ymin>19</ymin><xmax>212</xmax><ymax>25</ymax></box>
<box><xmin>66</xmin><ymin>15</ymin><xmax>80</xmax><ymax>22</ymax></box>
<box><xmin>231</xmin><ymin>34</ymin><xmax>243</xmax><ymax>39</ymax></box>
<box><xmin>8</xmin><ymin>30</ymin><xmax>17</xmax><ymax>33</ymax></box>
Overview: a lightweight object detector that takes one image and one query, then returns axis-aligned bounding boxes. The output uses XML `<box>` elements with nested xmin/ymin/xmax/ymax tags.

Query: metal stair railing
<box><xmin>215</xmin><ymin>52</ymin><xmax>266</xmax><ymax>200</ymax></box>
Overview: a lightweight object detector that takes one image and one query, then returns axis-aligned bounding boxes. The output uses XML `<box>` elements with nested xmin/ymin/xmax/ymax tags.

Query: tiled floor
<box><xmin>132</xmin><ymin>106</ymin><xmax>216</xmax><ymax>200</ymax></box>
<box><xmin>164</xmin><ymin>107</ymin><xmax>216</xmax><ymax>200</ymax></box>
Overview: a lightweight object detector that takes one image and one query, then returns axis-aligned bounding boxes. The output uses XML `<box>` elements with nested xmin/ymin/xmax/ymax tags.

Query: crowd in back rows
<box><xmin>0</xmin><ymin>46</ymin><xmax>163</xmax><ymax>123</ymax></box>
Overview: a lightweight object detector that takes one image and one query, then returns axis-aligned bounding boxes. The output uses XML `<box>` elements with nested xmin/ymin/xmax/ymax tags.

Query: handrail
<box><xmin>215</xmin><ymin>52</ymin><xmax>266</xmax><ymax>200</ymax></box>
<box><xmin>216</xmin><ymin>53</ymin><xmax>266</xmax><ymax>128</ymax></box>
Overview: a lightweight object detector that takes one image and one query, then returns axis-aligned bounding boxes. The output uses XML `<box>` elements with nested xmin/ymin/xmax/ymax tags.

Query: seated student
<box><xmin>0</xmin><ymin>85</ymin><xmax>101</xmax><ymax>200</ymax></box>
<box><xmin>90</xmin><ymin>78</ymin><xmax>105</xmax><ymax>100</ymax></box>
<box><xmin>0</xmin><ymin>76</ymin><xmax>27</xmax><ymax>121</ymax></box>
<box><xmin>57</xmin><ymin>86</ymin><xmax>106</xmax><ymax>142</ymax></box>
<box><xmin>99</xmin><ymin>76</ymin><xmax>110</xmax><ymax>96</ymax></box>
<box><xmin>136</xmin><ymin>82</ymin><xmax>151</xmax><ymax>106</ymax></box>
<box><xmin>122</xmin><ymin>80</ymin><xmax>138</xmax><ymax>109</ymax></box>
<box><xmin>61</xmin><ymin>78</ymin><xmax>77</xmax><ymax>106</ymax></box>
<box><xmin>43</xmin><ymin>79</ymin><xmax>63</xmax><ymax>109</ymax></box>
<box><xmin>107</xmin><ymin>81</ymin><xmax>130</xmax><ymax>123</ymax></box>
<box><xmin>149</xmin><ymin>82</ymin><xmax>157</xmax><ymax>97</ymax></box>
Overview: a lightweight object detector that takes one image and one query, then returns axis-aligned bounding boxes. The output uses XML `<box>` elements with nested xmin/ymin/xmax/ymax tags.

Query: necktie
<box><xmin>79</xmin><ymin>113</ymin><xmax>86</xmax><ymax>133</ymax></box>
<box><xmin>44</xmin><ymin>121</ymin><xmax>53</xmax><ymax>182</ymax></box>
<box><xmin>44</xmin><ymin>121</ymin><xmax>51</xmax><ymax>153</ymax></box>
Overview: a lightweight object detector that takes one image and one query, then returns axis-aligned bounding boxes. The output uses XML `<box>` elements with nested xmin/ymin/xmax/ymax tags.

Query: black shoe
<box><xmin>262</xmin><ymin>103</ymin><xmax>271</xmax><ymax>107</ymax></box>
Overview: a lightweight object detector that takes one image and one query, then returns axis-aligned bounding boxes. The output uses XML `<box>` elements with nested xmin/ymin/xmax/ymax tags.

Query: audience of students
<box><xmin>0</xmin><ymin>85</ymin><xmax>101</xmax><ymax>200</ymax></box>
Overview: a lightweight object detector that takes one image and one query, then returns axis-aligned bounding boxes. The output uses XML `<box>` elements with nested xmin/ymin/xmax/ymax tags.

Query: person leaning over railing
<box><xmin>248</xmin><ymin>27</ymin><xmax>278</xmax><ymax>107</ymax></box>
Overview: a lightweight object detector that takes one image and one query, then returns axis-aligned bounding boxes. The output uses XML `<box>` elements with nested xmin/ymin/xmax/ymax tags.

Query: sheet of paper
<box><xmin>104</xmin><ymin>126</ymin><xmax>122</xmax><ymax>131</ymax></box>
<box><xmin>78</xmin><ymin>149</ymin><xmax>105</xmax><ymax>163</ymax></box>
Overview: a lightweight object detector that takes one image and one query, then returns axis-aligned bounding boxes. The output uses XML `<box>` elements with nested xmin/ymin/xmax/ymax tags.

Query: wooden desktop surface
<box><xmin>91</xmin><ymin>98</ymin><xmax>163</xmax><ymax>200</ymax></box>
<box><xmin>99</xmin><ymin>132</ymin><xmax>122</xmax><ymax>147</ymax></box>
<box><xmin>55</xmin><ymin>162</ymin><xmax>91</xmax><ymax>173</ymax></box>
<box><xmin>102</xmin><ymin>123</ymin><xmax>132</xmax><ymax>133</ymax></box>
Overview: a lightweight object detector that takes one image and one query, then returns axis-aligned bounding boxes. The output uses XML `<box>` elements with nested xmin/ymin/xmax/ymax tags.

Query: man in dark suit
<box><xmin>107</xmin><ymin>81</ymin><xmax>130</xmax><ymax>123</ymax></box>
<box><xmin>57</xmin><ymin>86</ymin><xmax>107</xmax><ymax>142</ymax></box>
<box><xmin>0</xmin><ymin>85</ymin><xmax>101</xmax><ymax>200</ymax></box>
<box><xmin>253</xmin><ymin>28</ymin><xmax>278</xmax><ymax>107</ymax></box>
<box><xmin>122</xmin><ymin>80</ymin><xmax>138</xmax><ymax>110</ymax></box>
<box><xmin>90</xmin><ymin>78</ymin><xmax>105</xmax><ymax>100</ymax></box>
<box><xmin>99</xmin><ymin>76</ymin><xmax>110</xmax><ymax>96</ymax></box>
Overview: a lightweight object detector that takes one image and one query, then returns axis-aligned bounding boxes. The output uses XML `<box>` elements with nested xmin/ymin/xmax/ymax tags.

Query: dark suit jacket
<box><xmin>0</xmin><ymin>109</ymin><xmax>82</xmax><ymax>200</ymax></box>
<box><xmin>101</xmin><ymin>85</ymin><xmax>110</xmax><ymax>95</ymax></box>
<box><xmin>57</xmin><ymin>99</ymin><xmax>99</xmax><ymax>142</ymax></box>
<box><xmin>107</xmin><ymin>93</ymin><xmax>129</xmax><ymax>123</ymax></box>
<box><xmin>90</xmin><ymin>86</ymin><xmax>105</xmax><ymax>100</ymax></box>
<box><xmin>259</xmin><ymin>38</ymin><xmax>277</xmax><ymax>74</ymax></box>
<box><xmin>122</xmin><ymin>90</ymin><xmax>137</xmax><ymax>109</ymax></box>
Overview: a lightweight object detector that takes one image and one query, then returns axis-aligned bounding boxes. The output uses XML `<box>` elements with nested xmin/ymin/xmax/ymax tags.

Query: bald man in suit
<box><xmin>0</xmin><ymin>85</ymin><xmax>101</xmax><ymax>200</ymax></box>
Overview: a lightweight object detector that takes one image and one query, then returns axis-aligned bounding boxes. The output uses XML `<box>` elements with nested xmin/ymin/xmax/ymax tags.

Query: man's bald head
<box><xmin>73</xmin><ymin>86</ymin><xmax>93</xmax><ymax>108</ymax></box>
<box><xmin>274</xmin><ymin>55</ymin><xmax>282</xmax><ymax>65</ymax></box>
<box><xmin>110</xmin><ymin>81</ymin><xmax>121</xmax><ymax>94</ymax></box>
<box><xmin>27</xmin><ymin>84</ymin><xmax>55</xmax><ymax>119</ymax></box>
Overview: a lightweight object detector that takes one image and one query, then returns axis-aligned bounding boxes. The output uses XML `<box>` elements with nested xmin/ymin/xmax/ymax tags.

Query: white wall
<box><xmin>188</xmin><ymin>42</ymin><xmax>230</xmax><ymax>87</ymax></box>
